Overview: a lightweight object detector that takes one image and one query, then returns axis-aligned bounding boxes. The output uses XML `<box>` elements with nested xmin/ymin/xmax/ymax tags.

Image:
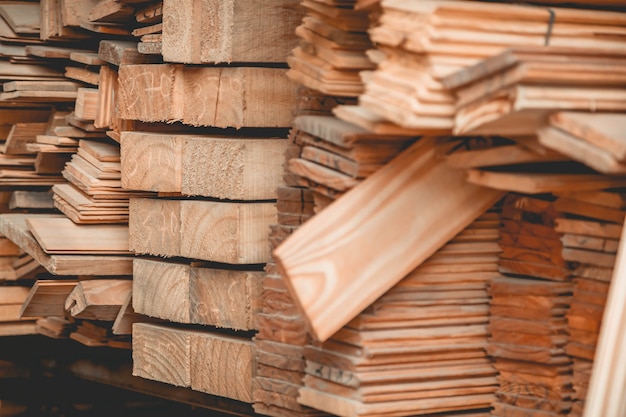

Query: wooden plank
<box><xmin>117</xmin><ymin>64</ymin><xmax>297</xmax><ymax>128</ymax></box>
<box><xmin>132</xmin><ymin>322</ymin><xmax>192</xmax><ymax>388</ymax></box>
<box><xmin>19</xmin><ymin>280</ymin><xmax>76</xmax><ymax>318</ymax></box>
<box><xmin>132</xmin><ymin>258</ymin><xmax>262</xmax><ymax>330</ymax></box>
<box><xmin>89</xmin><ymin>0</ymin><xmax>135</xmax><ymax>23</ymax></box>
<box><xmin>161</xmin><ymin>0</ymin><xmax>301</xmax><ymax>64</ymax></box>
<box><xmin>26</xmin><ymin>217</ymin><xmax>130</xmax><ymax>254</ymax></box>
<box><xmin>65</xmin><ymin>279</ymin><xmax>131</xmax><ymax>321</ymax></box>
<box><xmin>274</xmin><ymin>137</ymin><xmax>503</xmax><ymax>341</ymax></box>
<box><xmin>190</xmin><ymin>331</ymin><xmax>254</xmax><ymax>402</ymax></box>
<box><xmin>129</xmin><ymin>198</ymin><xmax>276</xmax><ymax>264</ymax></box>
<box><xmin>550</xmin><ymin>112</ymin><xmax>626</xmax><ymax>162</ymax></box>
<box><xmin>120</xmin><ymin>131</ymin><xmax>286</xmax><ymax>199</ymax></box>
<box><xmin>584</xmin><ymin>215</ymin><xmax>626</xmax><ymax>417</ymax></box>
<box><xmin>98</xmin><ymin>40</ymin><xmax>160</xmax><ymax>66</ymax></box>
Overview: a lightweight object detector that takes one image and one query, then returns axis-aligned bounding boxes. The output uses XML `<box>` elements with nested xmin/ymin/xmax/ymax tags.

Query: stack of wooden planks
<box><xmin>287</xmin><ymin>115</ymin><xmax>413</xmax><ymax>209</ymax></box>
<box><xmin>108</xmin><ymin>0</ymin><xmax>303</xmax><ymax>409</ymax></box>
<box><xmin>0</xmin><ymin>284</ymin><xmax>36</xmax><ymax>336</ymax></box>
<box><xmin>443</xmin><ymin>47</ymin><xmax>626</xmax><ymax>136</ymax></box>
<box><xmin>297</xmin><ymin>207</ymin><xmax>503</xmax><ymax>417</ymax></box>
<box><xmin>340</xmin><ymin>0</ymin><xmax>626</xmax><ymax>132</ymax></box>
<box><xmin>287</xmin><ymin>0</ymin><xmax>374</xmax><ymax>97</ymax></box>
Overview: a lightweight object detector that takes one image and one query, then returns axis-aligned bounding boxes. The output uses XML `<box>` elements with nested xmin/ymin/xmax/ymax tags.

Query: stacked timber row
<box><xmin>114</xmin><ymin>0</ymin><xmax>302</xmax><ymax>407</ymax></box>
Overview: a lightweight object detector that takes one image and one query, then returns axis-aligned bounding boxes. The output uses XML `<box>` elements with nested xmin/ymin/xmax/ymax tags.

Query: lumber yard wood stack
<box><xmin>108</xmin><ymin>0</ymin><xmax>303</xmax><ymax>411</ymax></box>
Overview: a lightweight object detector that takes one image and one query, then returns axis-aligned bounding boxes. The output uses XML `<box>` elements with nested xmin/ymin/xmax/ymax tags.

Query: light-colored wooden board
<box><xmin>133</xmin><ymin>258</ymin><xmax>262</xmax><ymax>330</ymax></box>
<box><xmin>121</xmin><ymin>131</ymin><xmax>286</xmax><ymax>199</ymax></box>
<box><xmin>0</xmin><ymin>214</ymin><xmax>132</xmax><ymax>275</ymax></box>
<box><xmin>26</xmin><ymin>217</ymin><xmax>130</xmax><ymax>254</ymax></box>
<box><xmin>65</xmin><ymin>279</ymin><xmax>131</xmax><ymax>321</ymax></box>
<box><xmin>117</xmin><ymin>64</ymin><xmax>297</xmax><ymax>128</ymax></box>
<box><xmin>129</xmin><ymin>198</ymin><xmax>276</xmax><ymax>264</ymax></box>
<box><xmin>161</xmin><ymin>0</ymin><xmax>301</xmax><ymax>64</ymax></box>
<box><xmin>274</xmin><ymin>137</ymin><xmax>503</xmax><ymax>341</ymax></box>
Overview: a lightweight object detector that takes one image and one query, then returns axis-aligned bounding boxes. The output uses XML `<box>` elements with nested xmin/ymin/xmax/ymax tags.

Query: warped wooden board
<box><xmin>117</xmin><ymin>64</ymin><xmax>297</xmax><ymax>128</ymax></box>
<box><xmin>274</xmin><ymin>137</ymin><xmax>503</xmax><ymax>341</ymax></box>
<box><xmin>26</xmin><ymin>217</ymin><xmax>130</xmax><ymax>254</ymax></box>
<box><xmin>0</xmin><ymin>214</ymin><xmax>132</xmax><ymax>275</ymax></box>
<box><xmin>121</xmin><ymin>131</ymin><xmax>287</xmax><ymax>199</ymax></box>
<box><xmin>132</xmin><ymin>258</ymin><xmax>262</xmax><ymax>330</ymax></box>
<box><xmin>162</xmin><ymin>0</ymin><xmax>301</xmax><ymax>64</ymax></box>
<box><xmin>19</xmin><ymin>280</ymin><xmax>76</xmax><ymax>318</ymax></box>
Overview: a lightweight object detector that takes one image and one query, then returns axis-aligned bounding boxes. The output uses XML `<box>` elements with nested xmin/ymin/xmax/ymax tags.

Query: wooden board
<box><xmin>161</xmin><ymin>0</ymin><xmax>301</xmax><ymax>64</ymax></box>
<box><xmin>117</xmin><ymin>64</ymin><xmax>297</xmax><ymax>128</ymax></box>
<box><xmin>274</xmin><ymin>137</ymin><xmax>503</xmax><ymax>341</ymax></box>
<box><xmin>121</xmin><ymin>131</ymin><xmax>287</xmax><ymax>199</ymax></box>
<box><xmin>132</xmin><ymin>258</ymin><xmax>262</xmax><ymax>330</ymax></box>
<box><xmin>129</xmin><ymin>198</ymin><xmax>276</xmax><ymax>264</ymax></box>
<box><xmin>26</xmin><ymin>217</ymin><xmax>130</xmax><ymax>254</ymax></box>
<box><xmin>132</xmin><ymin>322</ymin><xmax>255</xmax><ymax>402</ymax></box>
<box><xmin>0</xmin><ymin>214</ymin><xmax>132</xmax><ymax>275</ymax></box>
<box><xmin>65</xmin><ymin>279</ymin><xmax>132</xmax><ymax>321</ymax></box>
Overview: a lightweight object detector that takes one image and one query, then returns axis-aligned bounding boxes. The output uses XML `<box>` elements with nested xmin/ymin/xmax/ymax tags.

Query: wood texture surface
<box><xmin>121</xmin><ymin>131</ymin><xmax>287</xmax><ymax>199</ymax></box>
<box><xmin>132</xmin><ymin>258</ymin><xmax>262</xmax><ymax>330</ymax></box>
<box><xmin>117</xmin><ymin>65</ymin><xmax>297</xmax><ymax>128</ymax></box>
<box><xmin>129</xmin><ymin>198</ymin><xmax>276</xmax><ymax>264</ymax></box>
<box><xmin>162</xmin><ymin>0</ymin><xmax>301</xmax><ymax>64</ymax></box>
<box><xmin>274</xmin><ymin>137</ymin><xmax>503</xmax><ymax>341</ymax></box>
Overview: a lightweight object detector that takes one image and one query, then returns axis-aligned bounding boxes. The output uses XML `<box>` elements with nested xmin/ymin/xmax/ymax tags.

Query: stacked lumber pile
<box><xmin>297</xmin><ymin>207</ymin><xmax>502</xmax><ymax>417</ymax></box>
<box><xmin>286</xmin><ymin>0</ymin><xmax>374</xmax><ymax>98</ymax></box>
<box><xmin>338</xmin><ymin>0</ymin><xmax>626</xmax><ymax>133</ymax></box>
<box><xmin>110</xmin><ymin>0</ymin><xmax>301</xmax><ymax>409</ymax></box>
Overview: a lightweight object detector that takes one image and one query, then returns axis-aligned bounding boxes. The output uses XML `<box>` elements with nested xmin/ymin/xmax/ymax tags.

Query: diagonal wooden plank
<box><xmin>273</xmin><ymin>137</ymin><xmax>503</xmax><ymax>341</ymax></box>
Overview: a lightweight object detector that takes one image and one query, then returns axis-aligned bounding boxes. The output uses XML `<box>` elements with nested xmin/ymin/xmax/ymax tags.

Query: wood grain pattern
<box><xmin>274</xmin><ymin>137</ymin><xmax>503</xmax><ymax>341</ymax></box>
<box><xmin>117</xmin><ymin>65</ymin><xmax>297</xmax><ymax>128</ymax></box>
<box><xmin>162</xmin><ymin>0</ymin><xmax>301</xmax><ymax>64</ymax></box>
<box><xmin>121</xmin><ymin>131</ymin><xmax>287</xmax><ymax>199</ymax></box>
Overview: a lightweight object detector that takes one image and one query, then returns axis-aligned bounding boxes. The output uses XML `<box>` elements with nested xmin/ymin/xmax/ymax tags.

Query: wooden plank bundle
<box><xmin>254</xmin><ymin>186</ymin><xmax>324</xmax><ymax>417</ymax></box>
<box><xmin>286</xmin><ymin>0</ymin><xmax>374</xmax><ymax>97</ymax></box>
<box><xmin>297</xmin><ymin>208</ymin><xmax>502</xmax><ymax>417</ymax></box>
<box><xmin>352</xmin><ymin>0</ymin><xmax>626</xmax><ymax>132</ymax></box>
<box><xmin>287</xmin><ymin>115</ymin><xmax>414</xmax><ymax>208</ymax></box>
<box><xmin>487</xmin><ymin>277</ymin><xmax>574</xmax><ymax>417</ymax></box>
<box><xmin>0</xmin><ymin>284</ymin><xmax>37</xmax><ymax>336</ymax></box>
<box><xmin>443</xmin><ymin>47</ymin><xmax>626</xmax><ymax>136</ymax></box>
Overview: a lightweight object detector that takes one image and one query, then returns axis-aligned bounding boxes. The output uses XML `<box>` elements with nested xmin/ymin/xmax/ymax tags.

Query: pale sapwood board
<box><xmin>273</xmin><ymin>137</ymin><xmax>503</xmax><ymax>341</ymax></box>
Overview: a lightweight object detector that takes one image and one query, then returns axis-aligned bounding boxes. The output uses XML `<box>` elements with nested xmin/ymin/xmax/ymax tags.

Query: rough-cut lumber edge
<box><xmin>274</xmin><ymin>137</ymin><xmax>503</xmax><ymax>341</ymax></box>
<box><xmin>585</xmin><ymin>215</ymin><xmax>626</xmax><ymax>417</ymax></box>
<box><xmin>65</xmin><ymin>279</ymin><xmax>132</xmax><ymax>321</ymax></box>
<box><xmin>0</xmin><ymin>213</ymin><xmax>133</xmax><ymax>275</ymax></box>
